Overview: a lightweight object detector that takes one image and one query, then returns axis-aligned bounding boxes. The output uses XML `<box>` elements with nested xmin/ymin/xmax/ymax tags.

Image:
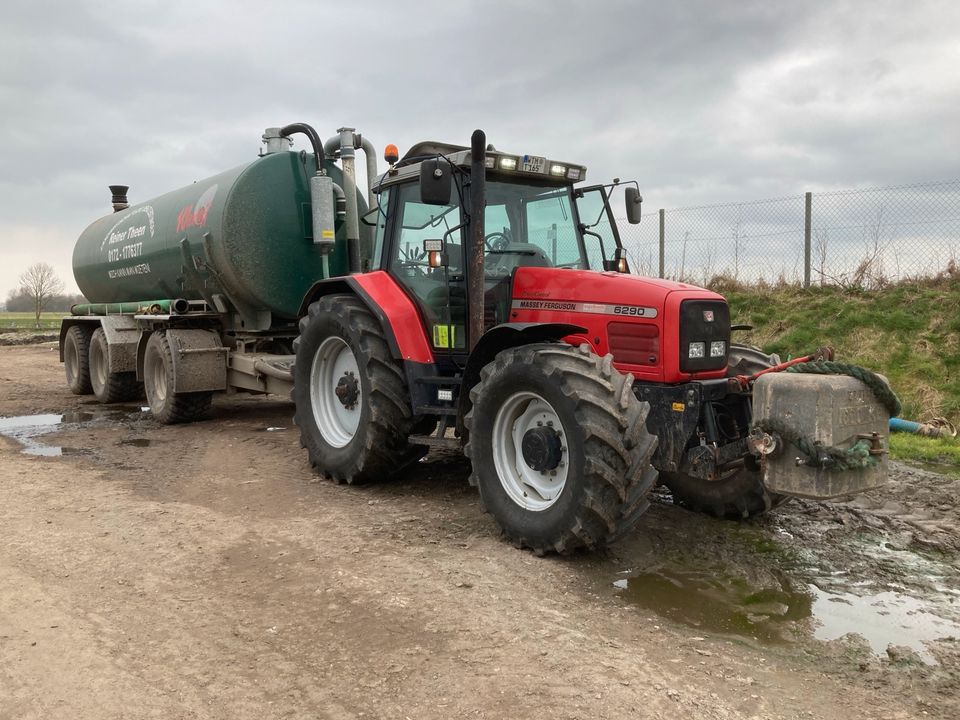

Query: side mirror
<box><xmin>625</xmin><ymin>187</ymin><xmax>643</xmax><ymax>224</ymax></box>
<box><xmin>420</xmin><ymin>158</ymin><xmax>452</xmax><ymax>206</ymax></box>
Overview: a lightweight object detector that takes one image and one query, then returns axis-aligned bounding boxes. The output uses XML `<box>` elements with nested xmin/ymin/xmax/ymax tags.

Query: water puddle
<box><xmin>809</xmin><ymin>587</ymin><xmax>960</xmax><ymax>663</ymax></box>
<box><xmin>614</xmin><ymin>566</ymin><xmax>960</xmax><ymax>662</ymax></box>
<box><xmin>613</xmin><ymin>526</ymin><xmax>960</xmax><ymax>664</ymax></box>
<box><xmin>0</xmin><ymin>407</ymin><xmax>146</xmax><ymax>457</ymax></box>
<box><xmin>119</xmin><ymin>438</ymin><xmax>151</xmax><ymax>447</ymax></box>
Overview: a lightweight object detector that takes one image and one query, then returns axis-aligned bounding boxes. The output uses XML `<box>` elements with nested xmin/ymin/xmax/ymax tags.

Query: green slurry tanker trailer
<box><xmin>60</xmin><ymin>123</ymin><xmax>895</xmax><ymax>554</ymax></box>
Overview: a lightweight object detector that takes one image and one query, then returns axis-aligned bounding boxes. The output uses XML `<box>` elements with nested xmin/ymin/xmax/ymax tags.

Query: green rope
<box><xmin>753</xmin><ymin>418</ymin><xmax>879</xmax><ymax>471</ymax></box>
<box><xmin>783</xmin><ymin>360</ymin><xmax>902</xmax><ymax>418</ymax></box>
<box><xmin>751</xmin><ymin>359</ymin><xmax>900</xmax><ymax>472</ymax></box>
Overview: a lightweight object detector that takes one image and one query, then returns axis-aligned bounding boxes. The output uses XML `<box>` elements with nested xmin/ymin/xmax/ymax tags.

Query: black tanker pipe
<box><xmin>468</xmin><ymin>129</ymin><xmax>486</xmax><ymax>351</ymax></box>
<box><xmin>279</xmin><ymin>123</ymin><xmax>326</xmax><ymax>173</ymax></box>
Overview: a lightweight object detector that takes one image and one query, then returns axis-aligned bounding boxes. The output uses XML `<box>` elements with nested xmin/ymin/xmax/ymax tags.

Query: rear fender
<box><xmin>298</xmin><ymin>272</ymin><xmax>433</xmax><ymax>364</ymax></box>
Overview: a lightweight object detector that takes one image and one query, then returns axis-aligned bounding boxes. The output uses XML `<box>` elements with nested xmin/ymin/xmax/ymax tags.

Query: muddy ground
<box><xmin>1</xmin><ymin>342</ymin><xmax>958</xmax><ymax>720</ymax></box>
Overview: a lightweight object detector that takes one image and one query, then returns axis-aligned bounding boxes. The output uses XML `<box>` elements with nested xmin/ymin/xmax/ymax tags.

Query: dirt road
<box><xmin>1</xmin><ymin>343</ymin><xmax>958</xmax><ymax>719</ymax></box>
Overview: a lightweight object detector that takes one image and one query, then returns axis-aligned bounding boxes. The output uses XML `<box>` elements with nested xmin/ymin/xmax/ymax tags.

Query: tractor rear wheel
<box><xmin>661</xmin><ymin>343</ymin><xmax>789</xmax><ymax>520</ymax></box>
<box><xmin>292</xmin><ymin>295</ymin><xmax>425</xmax><ymax>484</ymax></box>
<box><xmin>465</xmin><ymin>343</ymin><xmax>658</xmax><ymax>555</ymax></box>
<box><xmin>64</xmin><ymin>325</ymin><xmax>94</xmax><ymax>395</ymax></box>
<box><xmin>89</xmin><ymin>327</ymin><xmax>142</xmax><ymax>403</ymax></box>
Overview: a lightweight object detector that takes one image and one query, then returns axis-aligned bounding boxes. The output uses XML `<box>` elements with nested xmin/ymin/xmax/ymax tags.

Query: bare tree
<box><xmin>18</xmin><ymin>262</ymin><xmax>64</xmax><ymax>328</ymax></box>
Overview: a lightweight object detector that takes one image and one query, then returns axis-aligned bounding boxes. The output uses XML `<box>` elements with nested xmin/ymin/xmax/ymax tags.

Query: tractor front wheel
<box><xmin>465</xmin><ymin>343</ymin><xmax>658</xmax><ymax>554</ymax></box>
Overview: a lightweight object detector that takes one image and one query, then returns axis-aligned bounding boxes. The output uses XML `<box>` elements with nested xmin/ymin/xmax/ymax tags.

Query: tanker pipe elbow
<box><xmin>331</xmin><ymin>182</ymin><xmax>346</xmax><ymax>220</ymax></box>
<box><xmin>358</xmin><ymin>136</ymin><xmax>378</xmax><ymax>210</ymax></box>
<box><xmin>279</xmin><ymin>123</ymin><xmax>327</xmax><ymax>174</ymax></box>
<box><xmin>323</xmin><ymin>136</ymin><xmax>341</xmax><ymax>160</ymax></box>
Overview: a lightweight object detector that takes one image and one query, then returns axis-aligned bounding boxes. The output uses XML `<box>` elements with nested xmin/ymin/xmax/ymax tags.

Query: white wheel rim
<box><xmin>491</xmin><ymin>391</ymin><xmax>569</xmax><ymax>512</ymax></box>
<box><xmin>310</xmin><ymin>336</ymin><xmax>361</xmax><ymax>448</ymax></box>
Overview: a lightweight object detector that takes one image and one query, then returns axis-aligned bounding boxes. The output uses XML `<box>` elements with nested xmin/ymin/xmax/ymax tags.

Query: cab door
<box><xmin>385</xmin><ymin>181</ymin><xmax>467</xmax><ymax>354</ymax></box>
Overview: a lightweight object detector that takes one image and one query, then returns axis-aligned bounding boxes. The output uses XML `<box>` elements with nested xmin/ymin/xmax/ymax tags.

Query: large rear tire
<box><xmin>292</xmin><ymin>295</ymin><xmax>424</xmax><ymax>485</ymax></box>
<box><xmin>661</xmin><ymin>342</ymin><xmax>789</xmax><ymax>520</ymax></box>
<box><xmin>64</xmin><ymin>325</ymin><xmax>93</xmax><ymax>395</ymax></box>
<box><xmin>89</xmin><ymin>327</ymin><xmax>143</xmax><ymax>403</ymax></box>
<box><xmin>143</xmin><ymin>331</ymin><xmax>212</xmax><ymax>424</ymax></box>
<box><xmin>465</xmin><ymin>343</ymin><xmax>658</xmax><ymax>555</ymax></box>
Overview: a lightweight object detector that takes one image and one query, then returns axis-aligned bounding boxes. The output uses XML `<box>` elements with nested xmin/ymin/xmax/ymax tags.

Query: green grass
<box><xmin>888</xmin><ymin>433</ymin><xmax>960</xmax><ymax>478</ymax></box>
<box><xmin>711</xmin><ymin>274</ymin><xmax>960</xmax><ymax>474</ymax></box>
<box><xmin>0</xmin><ymin>311</ymin><xmax>63</xmax><ymax>332</ymax></box>
<box><xmin>715</xmin><ymin>275</ymin><xmax>960</xmax><ymax>424</ymax></box>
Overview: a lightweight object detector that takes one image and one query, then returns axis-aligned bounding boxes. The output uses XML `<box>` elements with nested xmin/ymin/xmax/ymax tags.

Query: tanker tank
<box><xmin>72</xmin><ymin>151</ymin><xmax>368</xmax><ymax>330</ymax></box>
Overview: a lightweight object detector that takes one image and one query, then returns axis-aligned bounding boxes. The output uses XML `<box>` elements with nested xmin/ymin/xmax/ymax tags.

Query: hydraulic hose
<box><xmin>279</xmin><ymin>123</ymin><xmax>326</xmax><ymax>173</ymax></box>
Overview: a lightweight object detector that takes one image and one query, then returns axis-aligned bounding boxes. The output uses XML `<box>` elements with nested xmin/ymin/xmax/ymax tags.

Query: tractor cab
<box><xmin>366</xmin><ymin>141</ymin><xmax>642</xmax><ymax>355</ymax></box>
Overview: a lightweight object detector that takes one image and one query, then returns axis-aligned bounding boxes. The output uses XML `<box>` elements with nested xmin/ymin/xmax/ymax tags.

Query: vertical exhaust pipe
<box><xmin>468</xmin><ymin>129</ymin><xmax>486</xmax><ymax>351</ymax></box>
<box><xmin>109</xmin><ymin>185</ymin><xmax>129</xmax><ymax>213</ymax></box>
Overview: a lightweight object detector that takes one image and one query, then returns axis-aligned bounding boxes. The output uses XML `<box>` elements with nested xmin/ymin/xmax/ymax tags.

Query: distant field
<box><xmin>0</xmin><ymin>312</ymin><xmax>63</xmax><ymax>331</ymax></box>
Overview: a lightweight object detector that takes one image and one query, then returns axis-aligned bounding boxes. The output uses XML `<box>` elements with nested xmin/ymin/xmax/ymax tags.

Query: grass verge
<box><xmin>0</xmin><ymin>312</ymin><xmax>63</xmax><ymax>332</ymax></box>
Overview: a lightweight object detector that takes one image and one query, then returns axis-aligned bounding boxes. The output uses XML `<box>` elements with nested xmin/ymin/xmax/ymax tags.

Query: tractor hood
<box><xmin>511</xmin><ymin>267</ymin><xmax>725</xmax><ymax>313</ymax></box>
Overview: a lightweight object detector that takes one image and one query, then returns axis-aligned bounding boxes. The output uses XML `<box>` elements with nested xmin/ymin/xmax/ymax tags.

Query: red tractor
<box><xmin>292</xmin><ymin>129</ymin><xmax>793</xmax><ymax>554</ymax></box>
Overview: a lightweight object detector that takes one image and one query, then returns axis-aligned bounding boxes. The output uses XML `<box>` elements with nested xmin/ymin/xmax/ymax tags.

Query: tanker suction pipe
<box><xmin>278</xmin><ymin>123</ymin><xmax>327</xmax><ymax>173</ymax></box>
<box><xmin>336</xmin><ymin>127</ymin><xmax>362</xmax><ymax>274</ymax></box>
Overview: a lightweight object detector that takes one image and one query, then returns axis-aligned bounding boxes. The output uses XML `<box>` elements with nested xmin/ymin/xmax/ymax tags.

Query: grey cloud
<box><xmin>1</xmin><ymin>0</ymin><xmax>957</xmax><ymax>296</ymax></box>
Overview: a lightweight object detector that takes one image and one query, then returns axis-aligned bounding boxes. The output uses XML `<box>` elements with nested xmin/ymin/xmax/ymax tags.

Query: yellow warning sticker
<box><xmin>321</xmin><ymin>230</ymin><xmax>335</xmax><ymax>239</ymax></box>
<box><xmin>433</xmin><ymin>324</ymin><xmax>456</xmax><ymax>349</ymax></box>
<box><xmin>672</xmin><ymin>402</ymin><xmax>686</xmax><ymax>412</ymax></box>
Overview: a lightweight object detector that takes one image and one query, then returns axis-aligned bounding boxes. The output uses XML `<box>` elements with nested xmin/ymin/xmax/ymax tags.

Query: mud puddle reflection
<box><xmin>614</xmin><ymin>527</ymin><xmax>960</xmax><ymax>663</ymax></box>
<box><xmin>0</xmin><ymin>407</ymin><xmax>147</xmax><ymax>456</ymax></box>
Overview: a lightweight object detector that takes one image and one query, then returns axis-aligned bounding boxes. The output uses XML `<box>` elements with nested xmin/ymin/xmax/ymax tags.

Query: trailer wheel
<box><xmin>292</xmin><ymin>294</ymin><xmax>425</xmax><ymax>485</ymax></box>
<box><xmin>465</xmin><ymin>343</ymin><xmax>658</xmax><ymax>555</ymax></box>
<box><xmin>64</xmin><ymin>325</ymin><xmax>94</xmax><ymax>395</ymax></box>
<box><xmin>143</xmin><ymin>331</ymin><xmax>212</xmax><ymax>424</ymax></box>
<box><xmin>661</xmin><ymin>343</ymin><xmax>788</xmax><ymax>520</ymax></box>
<box><xmin>89</xmin><ymin>327</ymin><xmax>142</xmax><ymax>403</ymax></box>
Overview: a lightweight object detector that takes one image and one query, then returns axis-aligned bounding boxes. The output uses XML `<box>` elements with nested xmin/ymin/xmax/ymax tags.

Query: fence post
<box><xmin>658</xmin><ymin>209</ymin><xmax>665</xmax><ymax>279</ymax></box>
<box><xmin>803</xmin><ymin>191</ymin><xmax>812</xmax><ymax>288</ymax></box>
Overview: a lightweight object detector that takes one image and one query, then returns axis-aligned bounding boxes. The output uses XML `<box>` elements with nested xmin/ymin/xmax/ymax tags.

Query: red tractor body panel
<box><xmin>510</xmin><ymin>268</ymin><xmax>728</xmax><ymax>384</ymax></box>
<box><xmin>352</xmin><ymin>271</ymin><xmax>435</xmax><ymax>364</ymax></box>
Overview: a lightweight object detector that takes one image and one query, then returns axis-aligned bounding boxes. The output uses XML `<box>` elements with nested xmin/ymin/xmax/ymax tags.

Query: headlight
<box><xmin>710</xmin><ymin>340</ymin><xmax>726</xmax><ymax>357</ymax></box>
<box><xmin>688</xmin><ymin>342</ymin><xmax>705</xmax><ymax>359</ymax></box>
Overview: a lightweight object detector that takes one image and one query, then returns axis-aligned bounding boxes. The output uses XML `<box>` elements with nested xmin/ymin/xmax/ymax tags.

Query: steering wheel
<box><xmin>484</xmin><ymin>231</ymin><xmax>509</xmax><ymax>252</ymax></box>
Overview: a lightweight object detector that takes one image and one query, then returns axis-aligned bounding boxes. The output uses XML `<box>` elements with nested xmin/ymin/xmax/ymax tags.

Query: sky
<box><xmin>1</xmin><ymin>0</ymin><xmax>958</xmax><ymax>298</ymax></box>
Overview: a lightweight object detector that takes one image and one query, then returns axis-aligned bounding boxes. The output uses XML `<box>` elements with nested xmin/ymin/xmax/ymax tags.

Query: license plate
<box><xmin>521</xmin><ymin>155</ymin><xmax>546</xmax><ymax>173</ymax></box>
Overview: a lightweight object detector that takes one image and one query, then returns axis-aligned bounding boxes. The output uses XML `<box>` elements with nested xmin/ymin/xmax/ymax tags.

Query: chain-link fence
<box><xmin>618</xmin><ymin>180</ymin><xmax>960</xmax><ymax>287</ymax></box>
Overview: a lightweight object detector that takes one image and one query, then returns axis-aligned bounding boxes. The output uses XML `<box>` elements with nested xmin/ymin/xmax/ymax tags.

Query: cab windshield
<box><xmin>482</xmin><ymin>181</ymin><xmax>610</xmax><ymax>276</ymax></box>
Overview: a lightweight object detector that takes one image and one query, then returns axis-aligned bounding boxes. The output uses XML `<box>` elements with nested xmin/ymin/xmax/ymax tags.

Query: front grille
<box><xmin>678</xmin><ymin>300</ymin><xmax>730</xmax><ymax>373</ymax></box>
<box><xmin>608</xmin><ymin>322</ymin><xmax>659</xmax><ymax>366</ymax></box>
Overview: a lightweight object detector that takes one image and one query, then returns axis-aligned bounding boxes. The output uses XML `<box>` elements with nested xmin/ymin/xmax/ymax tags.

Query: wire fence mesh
<box><xmin>617</xmin><ymin>180</ymin><xmax>960</xmax><ymax>287</ymax></box>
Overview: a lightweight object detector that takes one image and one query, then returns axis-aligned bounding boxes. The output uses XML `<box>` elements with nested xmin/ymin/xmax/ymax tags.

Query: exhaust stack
<box><xmin>109</xmin><ymin>185</ymin><xmax>129</xmax><ymax>213</ymax></box>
